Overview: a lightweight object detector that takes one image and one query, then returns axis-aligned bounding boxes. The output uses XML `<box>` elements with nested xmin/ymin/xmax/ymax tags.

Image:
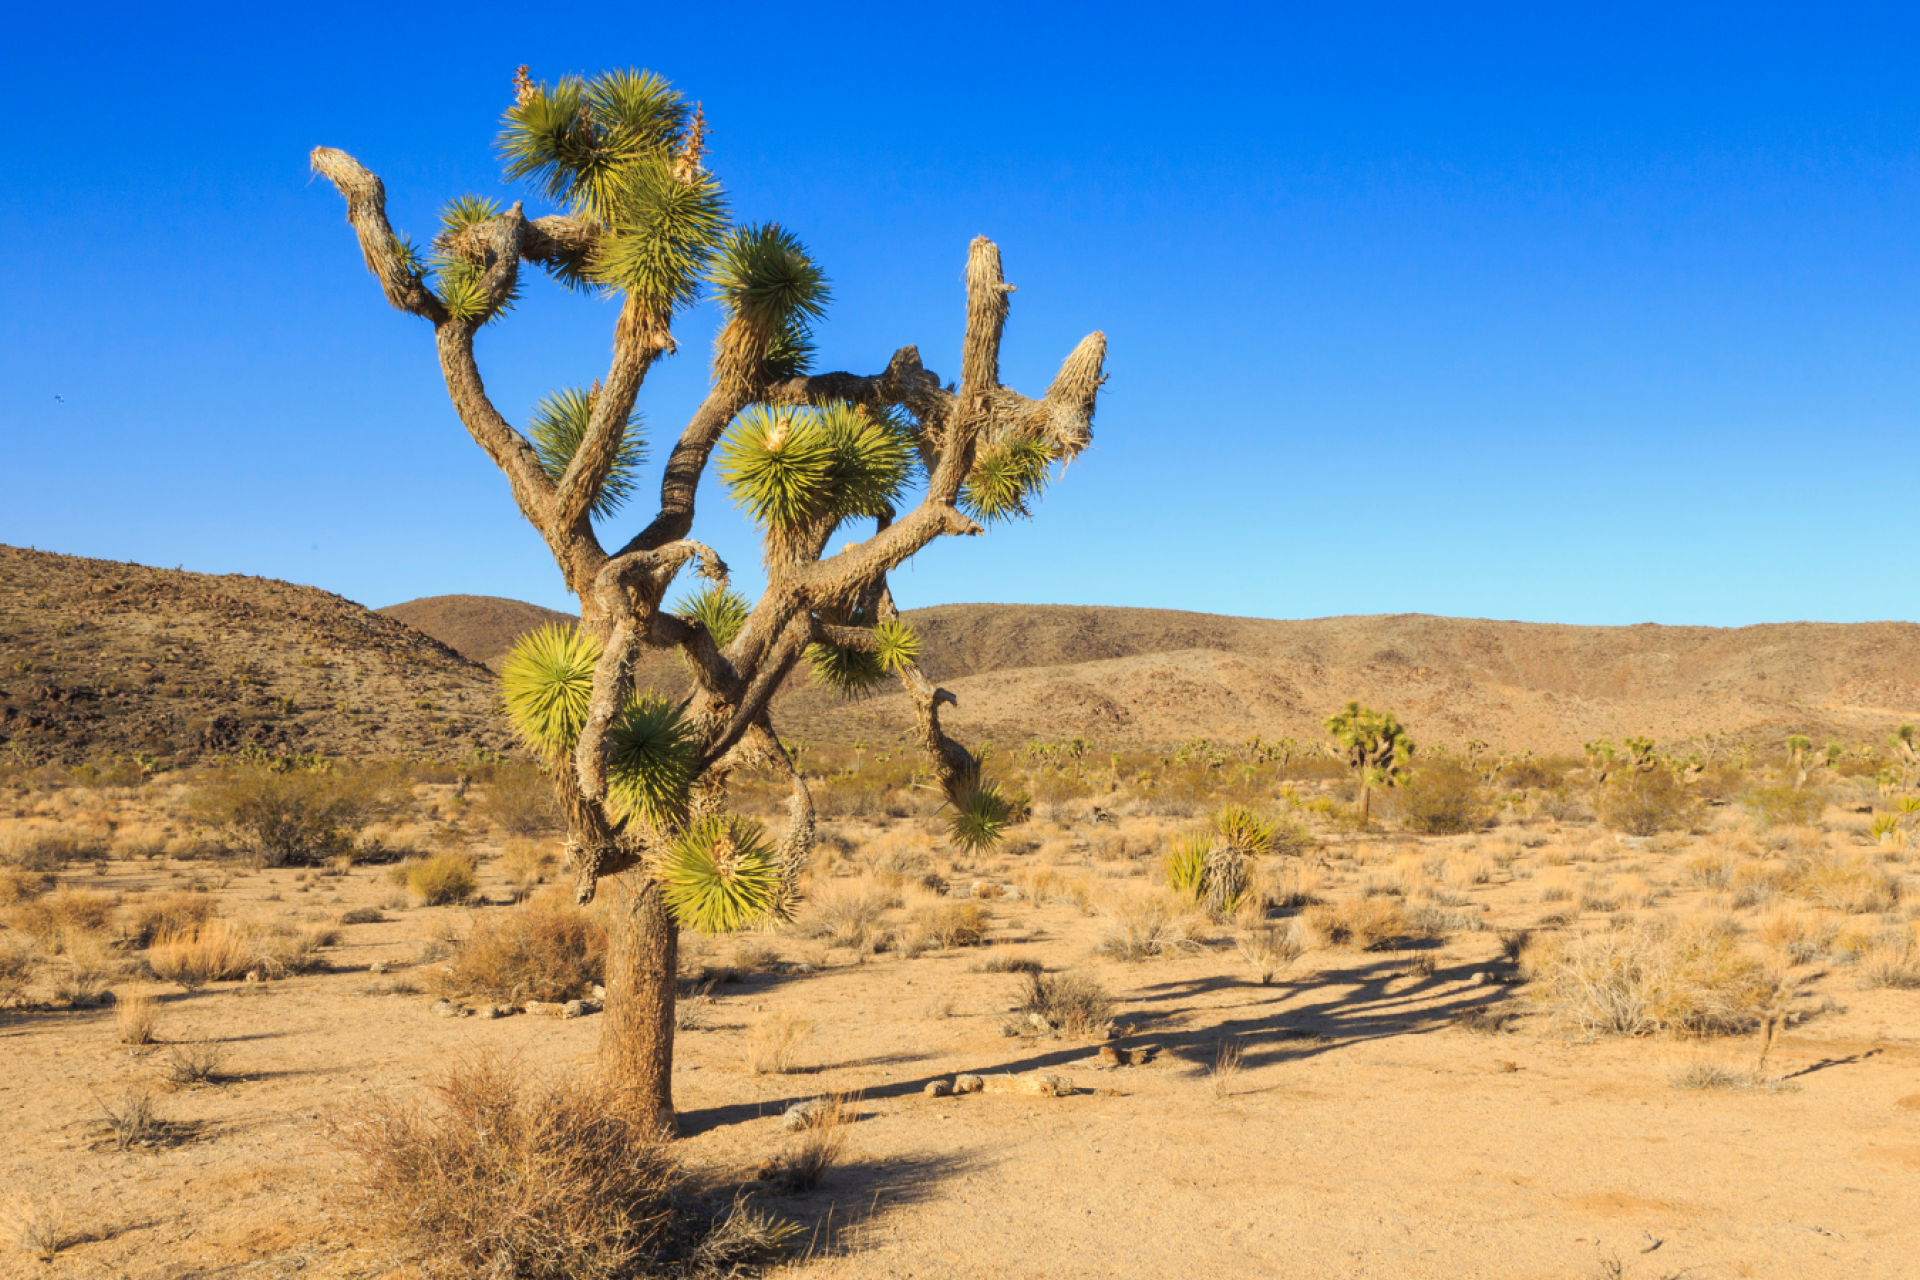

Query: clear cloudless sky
<box><xmin>3</xmin><ymin>2</ymin><xmax>1918</xmax><ymax>626</ymax></box>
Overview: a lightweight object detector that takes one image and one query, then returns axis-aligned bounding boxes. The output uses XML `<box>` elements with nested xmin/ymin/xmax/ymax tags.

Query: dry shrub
<box><xmin>398</xmin><ymin>852</ymin><xmax>480</xmax><ymax>906</ymax></box>
<box><xmin>116</xmin><ymin>994</ymin><xmax>158</xmax><ymax>1045</ymax></box>
<box><xmin>124</xmin><ymin>892</ymin><xmax>217</xmax><ymax>947</ymax></box>
<box><xmin>1525</xmin><ymin>919</ymin><xmax>1779</xmax><ymax>1036</ymax></box>
<box><xmin>1858</xmin><ymin>937</ymin><xmax>1920</xmax><ymax>989</ymax></box>
<box><xmin>1236</xmin><ymin>924</ymin><xmax>1304</xmax><ymax>983</ymax></box>
<box><xmin>96</xmin><ymin>1086</ymin><xmax>162</xmax><ymax>1150</ymax></box>
<box><xmin>479</xmin><ymin>761</ymin><xmax>562</xmax><ymax>836</ymax></box>
<box><xmin>761</xmin><ymin>1093</ymin><xmax>854</xmax><ymax>1194</ymax></box>
<box><xmin>52</xmin><ymin>937</ymin><xmax>120</xmax><ymax>1005</ymax></box>
<box><xmin>336</xmin><ymin>1056</ymin><xmax>768</xmax><ymax>1279</ymax></box>
<box><xmin>1740</xmin><ymin>786</ymin><xmax>1825</xmax><ymax>830</ymax></box>
<box><xmin>902</xmin><ymin>901</ymin><xmax>990</xmax><ymax>953</ymax></box>
<box><xmin>748</xmin><ymin>1012</ymin><xmax>811</xmax><ymax>1075</ymax></box>
<box><xmin>1594</xmin><ymin>769</ymin><xmax>1697</xmax><ymax>836</ymax></box>
<box><xmin>0</xmin><ymin>865</ymin><xmax>52</xmax><ymax>905</ymax></box>
<box><xmin>1442</xmin><ymin>855</ymin><xmax>1494</xmax><ymax>889</ymax></box>
<box><xmin>794</xmin><ymin>885</ymin><xmax>893</xmax><ymax>951</ymax></box>
<box><xmin>437</xmin><ymin>896</ymin><xmax>606</xmax><ymax>1004</ymax></box>
<box><xmin>8</xmin><ymin>1197</ymin><xmax>66</xmax><ymax>1263</ymax></box>
<box><xmin>110</xmin><ymin>823</ymin><xmax>170</xmax><ymax>860</ymax></box>
<box><xmin>192</xmin><ymin>764</ymin><xmax>405</xmax><ymax>866</ymax></box>
<box><xmin>1093</xmin><ymin>892</ymin><xmax>1202</xmax><ymax>960</ymax></box>
<box><xmin>1682</xmin><ymin>849</ymin><xmax>1735</xmax><ymax>888</ymax></box>
<box><xmin>0</xmin><ymin>937</ymin><xmax>32</xmax><ymax>1005</ymax></box>
<box><xmin>1013</xmin><ymin>970</ymin><xmax>1112</xmax><ymax>1035</ymax></box>
<box><xmin>1669</xmin><ymin>1061</ymin><xmax>1795</xmax><ymax>1092</ymax></box>
<box><xmin>1299</xmin><ymin>898</ymin><xmax>1413</xmax><ymax>950</ymax></box>
<box><xmin>0</xmin><ymin>820</ymin><xmax>105</xmax><ymax>871</ymax></box>
<box><xmin>160</xmin><ymin>1038</ymin><xmax>226</xmax><ymax>1085</ymax></box>
<box><xmin>499</xmin><ymin>839</ymin><xmax>557</xmax><ymax>901</ymax></box>
<box><xmin>1396</xmin><ymin>760</ymin><xmax>1491</xmax><ymax>835</ymax></box>
<box><xmin>1789</xmin><ymin>851</ymin><xmax>1897</xmax><ymax>915</ymax></box>
<box><xmin>7</xmin><ymin>889</ymin><xmax>117</xmax><ymax>950</ymax></box>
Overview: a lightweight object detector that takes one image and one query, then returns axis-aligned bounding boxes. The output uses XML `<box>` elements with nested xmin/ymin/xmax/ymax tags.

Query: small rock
<box><xmin>1469</xmin><ymin>972</ymin><xmax>1489</xmax><ymax>986</ymax></box>
<box><xmin>783</xmin><ymin>1099</ymin><xmax>828</xmax><ymax>1131</ymax></box>
<box><xmin>953</xmin><ymin>1074</ymin><xmax>985</xmax><ymax>1094</ymax></box>
<box><xmin>368</xmin><ymin>962</ymin><xmax>389</xmax><ymax>975</ymax></box>
<box><xmin>924</xmin><ymin>1079</ymin><xmax>954</xmax><ymax>1097</ymax></box>
<box><xmin>561</xmin><ymin>999</ymin><xmax>591</xmax><ymax>1019</ymax></box>
<box><xmin>1026</xmin><ymin>1012</ymin><xmax>1054</xmax><ymax>1034</ymax></box>
<box><xmin>780</xmin><ymin>962</ymin><xmax>817</xmax><ymax>976</ymax></box>
<box><xmin>431</xmin><ymin>999</ymin><xmax>468</xmax><ymax>1019</ymax></box>
<box><xmin>244</xmin><ymin>968</ymin><xmax>268</xmax><ymax>983</ymax></box>
<box><xmin>523</xmin><ymin>1001</ymin><xmax>565</xmax><ymax>1017</ymax></box>
<box><xmin>982</xmin><ymin>1071</ymin><xmax>1074</xmax><ymax>1097</ymax></box>
<box><xmin>592</xmin><ymin>984</ymin><xmax>606</xmax><ymax>1000</ymax></box>
<box><xmin>479</xmin><ymin>1005</ymin><xmax>508</xmax><ymax>1019</ymax></box>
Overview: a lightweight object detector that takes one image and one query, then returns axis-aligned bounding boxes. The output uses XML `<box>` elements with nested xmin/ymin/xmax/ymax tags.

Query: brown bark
<box><xmin>600</xmin><ymin>872</ymin><xmax>679</xmax><ymax>1134</ymax></box>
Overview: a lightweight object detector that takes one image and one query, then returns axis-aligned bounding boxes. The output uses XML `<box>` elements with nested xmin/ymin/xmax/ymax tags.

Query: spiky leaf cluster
<box><xmin>804</xmin><ymin>639</ymin><xmax>886</xmax><ymax>700</ymax></box>
<box><xmin>528</xmin><ymin>388</ymin><xmax>646</xmax><ymax>519</ymax></box>
<box><xmin>718</xmin><ymin>402</ymin><xmax>914</xmax><ymax>532</ymax></box>
<box><xmin>948</xmin><ymin>785</ymin><xmax>1012</xmax><ymax>854</ymax></box>
<box><xmin>709</xmin><ymin>224</ymin><xmax>830</xmax><ymax>377</ymax></box>
<box><xmin>961</xmin><ymin>438</ymin><xmax>1053</xmax><ymax>523</ymax></box>
<box><xmin>427</xmin><ymin>194</ymin><xmax>520</xmax><ymax>323</ymax></box>
<box><xmin>501</xmin><ymin>625</ymin><xmax>600</xmax><ymax>758</ymax></box>
<box><xmin>674</xmin><ymin>584</ymin><xmax>749</xmax><ymax>650</ymax></box>
<box><xmin>498</xmin><ymin>70</ymin><xmax>727</xmax><ymax>309</ymax></box>
<box><xmin>605</xmin><ymin>694</ymin><xmax>695</xmax><ymax>828</ymax></box>
<box><xmin>660</xmin><ymin>816</ymin><xmax>783</xmax><ymax>934</ymax></box>
<box><xmin>873</xmin><ymin>618</ymin><xmax>921</xmax><ymax>673</ymax></box>
<box><xmin>1161</xmin><ymin>834</ymin><xmax>1210</xmax><ymax>906</ymax></box>
<box><xmin>1212</xmin><ymin>804</ymin><xmax>1278</xmax><ymax>856</ymax></box>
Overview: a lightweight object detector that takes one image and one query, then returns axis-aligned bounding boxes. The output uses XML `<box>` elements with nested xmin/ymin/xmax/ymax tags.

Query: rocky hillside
<box><xmin>383</xmin><ymin>596</ymin><xmax>1920</xmax><ymax>753</ymax></box>
<box><xmin>0</xmin><ymin>546</ymin><xmax>508</xmax><ymax>766</ymax></box>
<box><xmin>379</xmin><ymin>595</ymin><xmax>576</xmax><ymax>670</ymax></box>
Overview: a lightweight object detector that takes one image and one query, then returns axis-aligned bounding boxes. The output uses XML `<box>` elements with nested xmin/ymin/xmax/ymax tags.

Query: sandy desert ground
<box><xmin>2</xmin><ymin>772</ymin><xmax>1916</xmax><ymax>1280</ymax></box>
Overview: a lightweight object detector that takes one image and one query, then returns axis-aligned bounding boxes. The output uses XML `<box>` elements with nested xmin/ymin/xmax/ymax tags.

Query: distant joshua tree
<box><xmin>311</xmin><ymin>67</ymin><xmax>1106</xmax><ymax>1133</ymax></box>
<box><xmin>1325</xmin><ymin>701</ymin><xmax>1413</xmax><ymax>826</ymax></box>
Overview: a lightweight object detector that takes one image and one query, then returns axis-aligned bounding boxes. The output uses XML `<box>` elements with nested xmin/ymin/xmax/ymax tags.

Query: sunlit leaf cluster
<box><xmin>961</xmin><ymin>437</ymin><xmax>1053</xmax><ymax>523</ymax></box>
<box><xmin>718</xmin><ymin>402</ymin><xmax>915</xmax><ymax>532</ymax></box>
<box><xmin>528</xmin><ymin>388</ymin><xmax>647</xmax><ymax>519</ymax></box>
<box><xmin>674</xmin><ymin>584</ymin><xmax>750</xmax><ymax>650</ymax></box>
<box><xmin>660</xmin><ymin>816</ymin><xmax>783</xmax><ymax>933</ymax></box>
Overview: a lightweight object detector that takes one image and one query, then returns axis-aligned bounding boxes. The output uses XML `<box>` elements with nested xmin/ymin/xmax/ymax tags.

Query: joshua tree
<box><xmin>1783</xmin><ymin>734</ymin><xmax>1838</xmax><ymax>791</ymax></box>
<box><xmin>1890</xmin><ymin>724</ymin><xmax>1918</xmax><ymax>791</ymax></box>
<box><xmin>311</xmin><ymin>67</ymin><xmax>1106</xmax><ymax>1132</ymax></box>
<box><xmin>1325</xmin><ymin>702</ymin><xmax>1413</xmax><ymax>826</ymax></box>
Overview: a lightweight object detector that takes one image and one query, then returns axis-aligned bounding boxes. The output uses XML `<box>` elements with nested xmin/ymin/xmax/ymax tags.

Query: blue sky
<box><xmin>3</xmin><ymin>3</ymin><xmax>1917</xmax><ymax>626</ymax></box>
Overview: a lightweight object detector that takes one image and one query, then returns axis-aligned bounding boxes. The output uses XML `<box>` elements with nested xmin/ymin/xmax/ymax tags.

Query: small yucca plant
<box><xmin>948</xmin><ymin>785</ymin><xmax>1013</xmax><ymax>855</ymax></box>
<box><xmin>501</xmin><ymin>625</ymin><xmax>601</xmax><ymax>758</ymax></box>
<box><xmin>659</xmin><ymin>817</ymin><xmax>783</xmax><ymax>934</ymax></box>
<box><xmin>1212</xmin><ymin>804</ymin><xmax>1277</xmax><ymax>856</ymax></box>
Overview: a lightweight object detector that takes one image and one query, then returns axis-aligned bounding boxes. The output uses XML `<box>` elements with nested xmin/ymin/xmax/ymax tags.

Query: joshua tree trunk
<box><xmin>600</xmin><ymin>875</ymin><xmax>679</xmax><ymax>1133</ymax></box>
<box><xmin>1357</xmin><ymin>783</ymin><xmax>1372</xmax><ymax>826</ymax></box>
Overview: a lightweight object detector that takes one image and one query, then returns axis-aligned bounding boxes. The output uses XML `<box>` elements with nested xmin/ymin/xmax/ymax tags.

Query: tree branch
<box><xmin>309</xmin><ymin>147</ymin><xmax>447</xmax><ymax>321</ymax></box>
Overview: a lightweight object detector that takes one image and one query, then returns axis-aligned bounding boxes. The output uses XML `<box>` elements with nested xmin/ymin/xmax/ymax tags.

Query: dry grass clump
<box><xmin>1855</xmin><ymin>927</ymin><xmax>1920</xmax><ymax>989</ymax></box>
<box><xmin>110</xmin><ymin>823</ymin><xmax>170</xmax><ymax>860</ymax></box>
<box><xmin>115</xmin><ymin>993</ymin><xmax>158</xmax><ymax>1045</ymax></box>
<box><xmin>1525</xmin><ymin>918</ymin><xmax>1781</xmax><ymax>1037</ymax></box>
<box><xmin>794</xmin><ymin>884</ymin><xmax>894</xmax><ymax>952</ymax></box>
<box><xmin>478</xmin><ymin>761</ymin><xmax>561</xmax><ymax>836</ymax></box>
<box><xmin>393</xmin><ymin>851</ymin><xmax>480</xmax><ymax>906</ymax></box>
<box><xmin>51</xmin><ymin>937</ymin><xmax>121</xmax><ymax>1005</ymax></box>
<box><xmin>901</xmin><ymin>901</ymin><xmax>990</xmax><ymax>954</ymax></box>
<box><xmin>123</xmin><ymin>892</ymin><xmax>216</xmax><ymax>947</ymax></box>
<box><xmin>334</xmin><ymin>1056</ymin><xmax>781</xmax><ymax>1279</ymax></box>
<box><xmin>9</xmin><ymin>1197</ymin><xmax>67</xmax><ymax>1263</ymax></box>
<box><xmin>436</xmin><ymin>895</ymin><xmax>606</xmax><ymax>1004</ymax></box>
<box><xmin>160</xmin><ymin>1038</ymin><xmax>227</xmax><ymax>1085</ymax></box>
<box><xmin>499</xmin><ymin>839</ymin><xmax>557</xmax><ymax>901</ymax></box>
<box><xmin>192</xmin><ymin>763</ymin><xmax>406</xmax><ymax>865</ymax></box>
<box><xmin>1092</xmin><ymin>892</ymin><xmax>1203</xmax><ymax>960</ymax></box>
<box><xmin>748</xmin><ymin>1012</ymin><xmax>811</xmax><ymax>1075</ymax></box>
<box><xmin>1298</xmin><ymin>898</ymin><xmax>1415</xmax><ymax>950</ymax></box>
<box><xmin>96</xmin><ymin>1086</ymin><xmax>163</xmax><ymax>1149</ymax></box>
<box><xmin>1012</xmin><ymin>970</ymin><xmax>1113</xmax><ymax>1036</ymax></box>
<box><xmin>147</xmin><ymin>919</ymin><xmax>335</xmax><ymax>985</ymax></box>
<box><xmin>0</xmin><ymin>819</ymin><xmax>105</xmax><ymax>871</ymax></box>
<box><xmin>1669</xmin><ymin>1061</ymin><xmax>1796</xmax><ymax>1093</ymax></box>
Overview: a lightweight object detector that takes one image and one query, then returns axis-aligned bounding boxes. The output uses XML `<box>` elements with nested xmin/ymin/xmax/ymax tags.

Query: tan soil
<box><xmin>3</xmin><ymin>797</ymin><xmax>1915</xmax><ymax>1279</ymax></box>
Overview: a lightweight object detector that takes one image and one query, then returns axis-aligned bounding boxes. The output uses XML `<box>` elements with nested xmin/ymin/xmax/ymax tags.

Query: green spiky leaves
<box><xmin>1212</xmin><ymin>805</ymin><xmax>1278</xmax><ymax>856</ymax></box>
<box><xmin>961</xmin><ymin>438</ymin><xmax>1053</xmax><ymax>523</ymax></box>
<box><xmin>428</xmin><ymin>194</ymin><xmax>519</xmax><ymax>324</ymax></box>
<box><xmin>528</xmin><ymin>388</ymin><xmax>646</xmax><ymax>519</ymax></box>
<box><xmin>498</xmin><ymin>69</ymin><xmax>728</xmax><ymax>311</ymax></box>
<box><xmin>501</xmin><ymin>625</ymin><xmax>600</xmax><ymax>758</ymax></box>
<box><xmin>659</xmin><ymin>816</ymin><xmax>783</xmax><ymax>934</ymax></box>
<box><xmin>873</xmin><ymin>618</ymin><xmax>921</xmax><ymax>673</ymax></box>
<box><xmin>1161</xmin><ymin>834</ymin><xmax>1210</xmax><ymax>906</ymax></box>
<box><xmin>948</xmin><ymin>785</ymin><xmax>1013</xmax><ymax>854</ymax></box>
<box><xmin>674</xmin><ymin>584</ymin><xmax>750</xmax><ymax>650</ymax></box>
<box><xmin>804</xmin><ymin>640</ymin><xmax>886</xmax><ymax>699</ymax></box>
<box><xmin>605</xmin><ymin>694</ymin><xmax>694</xmax><ymax>828</ymax></box>
<box><xmin>718</xmin><ymin>402</ymin><xmax>915</xmax><ymax>533</ymax></box>
<box><xmin>708</xmin><ymin>224</ymin><xmax>831</xmax><ymax>378</ymax></box>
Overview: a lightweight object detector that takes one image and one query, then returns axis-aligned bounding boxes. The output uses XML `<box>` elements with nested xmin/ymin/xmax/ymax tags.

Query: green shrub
<box><xmin>478</xmin><ymin>760</ymin><xmax>561</xmax><ymax>836</ymax></box>
<box><xmin>191</xmin><ymin>764</ymin><xmax>406</xmax><ymax>866</ymax></box>
<box><xmin>1594</xmin><ymin>769</ymin><xmax>1696</xmax><ymax>836</ymax></box>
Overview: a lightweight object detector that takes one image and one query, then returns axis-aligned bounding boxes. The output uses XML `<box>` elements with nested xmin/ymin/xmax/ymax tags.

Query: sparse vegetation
<box><xmin>1013</xmin><ymin>969</ymin><xmax>1113</xmax><ymax>1036</ymax></box>
<box><xmin>748</xmin><ymin>1012</ymin><xmax>812</xmax><ymax>1075</ymax></box>
<box><xmin>436</xmin><ymin>896</ymin><xmax>607</xmax><ymax>1004</ymax></box>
